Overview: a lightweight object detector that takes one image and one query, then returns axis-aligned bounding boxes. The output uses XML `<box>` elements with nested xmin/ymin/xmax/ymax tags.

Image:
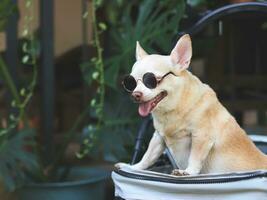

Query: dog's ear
<box><xmin>170</xmin><ymin>34</ymin><xmax>192</xmax><ymax>72</ymax></box>
<box><xmin>136</xmin><ymin>41</ymin><xmax>148</xmax><ymax>61</ymax></box>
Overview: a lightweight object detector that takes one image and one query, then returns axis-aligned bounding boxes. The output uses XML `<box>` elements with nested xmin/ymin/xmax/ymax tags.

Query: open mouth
<box><xmin>138</xmin><ymin>91</ymin><xmax>167</xmax><ymax>117</ymax></box>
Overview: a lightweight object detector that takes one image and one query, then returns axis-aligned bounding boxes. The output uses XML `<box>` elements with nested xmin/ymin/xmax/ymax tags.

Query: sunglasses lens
<box><xmin>143</xmin><ymin>72</ymin><xmax>157</xmax><ymax>89</ymax></box>
<box><xmin>123</xmin><ymin>75</ymin><xmax>136</xmax><ymax>92</ymax></box>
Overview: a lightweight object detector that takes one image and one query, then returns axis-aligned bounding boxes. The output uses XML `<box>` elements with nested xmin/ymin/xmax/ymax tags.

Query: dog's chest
<box><xmin>154</xmin><ymin>119</ymin><xmax>192</xmax><ymax>170</ymax></box>
<box><xmin>164</xmin><ymin>130</ymin><xmax>191</xmax><ymax>169</ymax></box>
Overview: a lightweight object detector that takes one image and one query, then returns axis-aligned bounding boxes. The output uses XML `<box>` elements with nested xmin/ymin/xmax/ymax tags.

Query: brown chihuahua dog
<box><xmin>116</xmin><ymin>34</ymin><xmax>267</xmax><ymax>175</ymax></box>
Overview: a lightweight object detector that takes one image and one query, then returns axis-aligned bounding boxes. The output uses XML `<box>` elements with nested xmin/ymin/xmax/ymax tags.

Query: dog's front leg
<box><xmin>116</xmin><ymin>131</ymin><xmax>165</xmax><ymax>170</ymax></box>
<box><xmin>173</xmin><ymin>130</ymin><xmax>214</xmax><ymax>176</ymax></box>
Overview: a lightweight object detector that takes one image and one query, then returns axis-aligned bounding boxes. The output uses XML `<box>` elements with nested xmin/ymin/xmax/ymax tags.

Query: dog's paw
<box><xmin>171</xmin><ymin>169</ymin><xmax>190</xmax><ymax>176</ymax></box>
<box><xmin>114</xmin><ymin>162</ymin><xmax>130</xmax><ymax>169</ymax></box>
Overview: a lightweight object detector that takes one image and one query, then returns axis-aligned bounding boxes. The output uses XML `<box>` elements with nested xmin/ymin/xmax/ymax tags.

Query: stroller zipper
<box><xmin>115</xmin><ymin>169</ymin><xmax>267</xmax><ymax>184</ymax></box>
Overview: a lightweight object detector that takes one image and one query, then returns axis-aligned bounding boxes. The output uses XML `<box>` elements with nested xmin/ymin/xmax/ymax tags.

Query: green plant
<box><xmin>0</xmin><ymin>128</ymin><xmax>37</xmax><ymax>191</ymax></box>
<box><xmin>78</xmin><ymin>0</ymin><xmax>106</xmax><ymax>158</ymax></box>
<box><xmin>0</xmin><ymin>0</ymin><xmax>38</xmax><ymax>191</ymax></box>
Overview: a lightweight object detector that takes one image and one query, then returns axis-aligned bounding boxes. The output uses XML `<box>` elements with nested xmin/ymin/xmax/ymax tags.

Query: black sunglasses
<box><xmin>122</xmin><ymin>72</ymin><xmax>174</xmax><ymax>92</ymax></box>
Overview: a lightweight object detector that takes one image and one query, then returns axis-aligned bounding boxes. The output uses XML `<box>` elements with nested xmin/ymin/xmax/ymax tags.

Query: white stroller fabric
<box><xmin>113</xmin><ymin>135</ymin><xmax>267</xmax><ymax>200</ymax></box>
<box><xmin>112</xmin><ymin>166</ymin><xmax>267</xmax><ymax>200</ymax></box>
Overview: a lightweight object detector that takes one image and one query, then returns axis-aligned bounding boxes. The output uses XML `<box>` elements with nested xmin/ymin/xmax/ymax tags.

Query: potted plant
<box><xmin>0</xmin><ymin>0</ymin><xmax>38</xmax><ymax>196</ymax></box>
<box><xmin>0</xmin><ymin>0</ymin><xmax>110</xmax><ymax>199</ymax></box>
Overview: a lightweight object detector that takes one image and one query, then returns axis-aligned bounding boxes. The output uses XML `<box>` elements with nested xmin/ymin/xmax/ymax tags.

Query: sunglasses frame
<box><xmin>122</xmin><ymin>72</ymin><xmax>174</xmax><ymax>92</ymax></box>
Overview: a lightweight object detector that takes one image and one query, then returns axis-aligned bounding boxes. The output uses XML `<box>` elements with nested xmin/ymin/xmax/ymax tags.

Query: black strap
<box><xmin>131</xmin><ymin>116</ymin><xmax>152</xmax><ymax>165</ymax></box>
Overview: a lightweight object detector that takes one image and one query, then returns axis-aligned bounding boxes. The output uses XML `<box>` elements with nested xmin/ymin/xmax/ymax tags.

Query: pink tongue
<box><xmin>138</xmin><ymin>101</ymin><xmax>153</xmax><ymax>117</ymax></box>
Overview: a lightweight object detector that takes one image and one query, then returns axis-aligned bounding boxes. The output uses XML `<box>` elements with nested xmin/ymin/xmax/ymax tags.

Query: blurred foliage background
<box><xmin>1</xmin><ymin>0</ymin><xmax>267</xmax><ymax>193</ymax></box>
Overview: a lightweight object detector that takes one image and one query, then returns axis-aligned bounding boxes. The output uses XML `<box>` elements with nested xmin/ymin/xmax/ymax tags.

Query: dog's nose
<box><xmin>132</xmin><ymin>91</ymin><xmax>143</xmax><ymax>101</ymax></box>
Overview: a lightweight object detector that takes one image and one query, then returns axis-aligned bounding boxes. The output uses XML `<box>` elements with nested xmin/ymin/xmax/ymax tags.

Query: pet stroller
<box><xmin>112</xmin><ymin>119</ymin><xmax>267</xmax><ymax>200</ymax></box>
<box><xmin>112</xmin><ymin>2</ymin><xmax>267</xmax><ymax>200</ymax></box>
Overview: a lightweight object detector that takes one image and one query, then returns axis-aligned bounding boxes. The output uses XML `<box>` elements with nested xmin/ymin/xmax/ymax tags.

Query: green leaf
<box><xmin>0</xmin><ymin>128</ymin><xmax>38</xmax><ymax>191</ymax></box>
<box><xmin>20</xmin><ymin>88</ymin><xmax>26</xmax><ymax>96</ymax></box>
<box><xmin>98</xmin><ymin>22</ymin><xmax>107</xmax><ymax>31</ymax></box>
<box><xmin>92</xmin><ymin>71</ymin><xmax>99</xmax><ymax>80</ymax></box>
<box><xmin>22</xmin><ymin>29</ymin><xmax>29</xmax><ymax>37</ymax></box>
<box><xmin>22</xmin><ymin>55</ymin><xmax>30</xmax><ymax>64</ymax></box>
<box><xmin>0</xmin><ymin>163</ymin><xmax>16</xmax><ymax>191</ymax></box>
<box><xmin>83</xmin><ymin>11</ymin><xmax>88</xmax><ymax>19</ymax></box>
<box><xmin>90</xmin><ymin>98</ymin><xmax>96</xmax><ymax>107</ymax></box>
<box><xmin>25</xmin><ymin>0</ymin><xmax>32</xmax><ymax>8</ymax></box>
